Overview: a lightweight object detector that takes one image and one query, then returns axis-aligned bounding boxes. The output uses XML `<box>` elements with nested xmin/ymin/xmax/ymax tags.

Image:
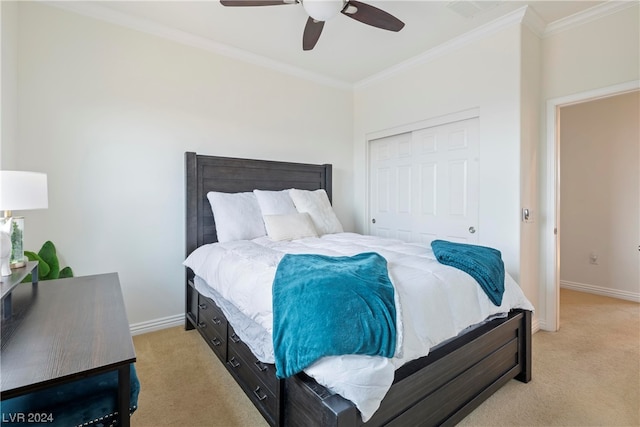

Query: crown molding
<box><xmin>355</xmin><ymin>1</ymin><xmax>637</xmax><ymax>89</ymax></box>
<box><xmin>355</xmin><ymin>6</ymin><xmax>529</xmax><ymax>89</ymax></box>
<box><xmin>543</xmin><ymin>0</ymin><xmax>638</xmax><ymax>38</ymax></box>
<box><xmin>522</xmin><ymin>5</ymin><xmax>546</xmax><ymax>37</ymax></box>
<box><xmin>43</xmin><ymin>1</ymin><xmax>353</xmax><ymax>91</ymax></box>
<box><xmin>40</xmin><ymin>0</ymin><xmax>637</xmax><ymax>93</ymax></box>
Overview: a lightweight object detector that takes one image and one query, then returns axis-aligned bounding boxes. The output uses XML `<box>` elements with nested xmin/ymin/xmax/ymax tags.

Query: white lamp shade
<box><xmin>0</xmin><ymin>171</ymin><xmax>49</xmax><ymax>211</ymax></box>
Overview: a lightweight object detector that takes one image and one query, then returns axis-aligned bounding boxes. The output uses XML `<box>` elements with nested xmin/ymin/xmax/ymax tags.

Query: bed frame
<box><xmin>184</xmin><ymin>152</ymin><xmax>532</xmax><ymax>427</ymax></box>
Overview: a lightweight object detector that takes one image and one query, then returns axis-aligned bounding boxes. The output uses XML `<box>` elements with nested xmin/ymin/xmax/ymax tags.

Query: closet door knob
<box><xmin>468</xmin><ymin>226</ymin><xmax>476</xmax><ymax>234</ymax></box>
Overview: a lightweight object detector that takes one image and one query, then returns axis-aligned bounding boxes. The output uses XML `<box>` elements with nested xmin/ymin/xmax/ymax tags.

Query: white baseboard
<box><xmin>531</xmin><ymin>318</ymin><xmax>541</xmax><ymax>334</ymax></box>
<box><xmin>537</xmin><ymin>318</ymin><xmax>551</xmax><ymax>332</ymax></box>
<box><xmin>129</xmin><ymin>313</ymin><xmax>185</xmax><ymax>336</ymax></box>
<box><xmin>560</xmin><ymin>280</ymin><xmax>640</xmax><ymax>303</ymax></box>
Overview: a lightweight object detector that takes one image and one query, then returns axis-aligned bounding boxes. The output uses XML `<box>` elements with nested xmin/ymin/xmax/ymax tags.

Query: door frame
<box><xmin>365</xmin><ymin>108</ymin><xmax>480</xmax><ymax>235</ymax></box>
<box><xmin>542</xmin><ymin>79</ymin><xmax>639</xmax><ymax>332</ymax></box>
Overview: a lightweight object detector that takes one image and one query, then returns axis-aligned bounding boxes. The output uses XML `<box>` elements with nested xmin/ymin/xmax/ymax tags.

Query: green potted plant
<box><xmin>22</xmin><ymin>241</ymin><xmax>73</xmax><ymax>282</ymax></box>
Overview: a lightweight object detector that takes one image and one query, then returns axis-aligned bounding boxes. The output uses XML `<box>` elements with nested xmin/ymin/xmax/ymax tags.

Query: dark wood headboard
<box><xmin>185</xmin><ymin>152</ymin><xmax>332</xmax><ymax>257</ymax></box>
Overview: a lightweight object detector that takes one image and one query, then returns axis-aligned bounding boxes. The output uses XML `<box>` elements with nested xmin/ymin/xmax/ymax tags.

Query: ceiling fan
<box><xmin>219</xmin><ymin>0</ymin><xmax>405</xmax><ymax>51</ymax></box>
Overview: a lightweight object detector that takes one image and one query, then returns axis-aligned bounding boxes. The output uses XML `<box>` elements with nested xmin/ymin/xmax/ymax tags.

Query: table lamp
<box><xmin>0</xmin><ymin>171</ymin><xmax>48</xmax><ymax>277</ymax></box>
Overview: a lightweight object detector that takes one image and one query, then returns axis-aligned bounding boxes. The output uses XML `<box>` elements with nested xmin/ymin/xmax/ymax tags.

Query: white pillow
<box><xmin>263</xmin><ymin>213</ymin><xmax>318</xmax><ymax>241</ymax></box>
<box><xmin>253</xmin><ymin>189</ymin><xmax>298</xmax><ymax>216</ymax></box>
<box><xmin>289</xmin><ymin>189</ymin><xmax>343</xmax><ymax>236</ymax></box>
<box><xmin>207</xmin><ymin>191</ymin><xmax>266</xmax><ymax>242</ymax></box>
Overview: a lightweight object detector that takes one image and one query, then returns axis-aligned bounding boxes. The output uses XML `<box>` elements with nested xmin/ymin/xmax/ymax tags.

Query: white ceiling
<box><xmin>62</xmin><ymin>1</ymin><xmax>607</xmax><ymax>85</ymax></box>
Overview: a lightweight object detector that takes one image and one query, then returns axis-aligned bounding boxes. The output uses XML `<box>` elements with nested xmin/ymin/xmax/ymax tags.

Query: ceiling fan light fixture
<box><xmin>302</xmin><ymin>0</ymin><xmax>345</xmax><ymax>22</ymax></box>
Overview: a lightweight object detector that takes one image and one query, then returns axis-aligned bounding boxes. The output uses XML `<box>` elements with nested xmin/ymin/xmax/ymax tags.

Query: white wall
<box><xmin>560</xmin><ymin>91</ymin><xmax>639</xmax><ymax>300</ymax></box>
<box><xmin>542</xmin><ymin>4</ymin><xmax>640</xmax><ymax>100</ymax></box>
<box><xmin>5</xmin><ymin>1</ymin><xmax>639</xmax><ymax>331</ymax></box>
<box><xmin>8</xmin><ymin>2</ymin><xmax>353</xmax><ymax>328</ymax></box>
<box><xmin>1</xmin><ymin>1</ymin><xmax>18</xmax><ymax>168</ymax></box>
<box><xmin>353</xmin><ymin>24</ymin><xmax>523</xmax><ymax>287</ymax></box>
<box><xmin>519</xmin><ymin>23</ymin><xmax>542</xmax><ymax>313</ymax></box>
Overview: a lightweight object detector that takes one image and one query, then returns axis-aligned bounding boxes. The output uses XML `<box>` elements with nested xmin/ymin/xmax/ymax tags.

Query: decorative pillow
<box><xmin>263</xmin><ymin>213</ymin><xmax>318</xmax><ymax>241</ymax></box>
<box><xmin>289</xmin><ymin>189</ymin><xmax>343</xmax><ymax>236</ymax></box>
<box><xmin>206</xmin><ymin>191</ymin><xmax>266</xmax><ymax>242</ymax></box>
<box><xmin>253</xmin><ymin>190</ymin><xmax>298</xmax><ymax>216</ymax></box>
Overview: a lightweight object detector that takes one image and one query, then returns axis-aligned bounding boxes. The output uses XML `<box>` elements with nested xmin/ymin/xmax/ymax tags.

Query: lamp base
<box><xmin>10</xmin><ymin>259</ymin><xmax>26</xmax><ymax>269</ymax></box>
<box><xmin>1</xmin><ymin>229</ymin><xmax>11</xmax><ymax>277</ymax></box>
<box><xmin>0</xmin><ymin>257</ymin><xmax>10</xmax><ymax>277</ymax></box>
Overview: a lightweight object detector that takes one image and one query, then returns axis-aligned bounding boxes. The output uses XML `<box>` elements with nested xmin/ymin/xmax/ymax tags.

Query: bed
<box><xmin>184</xmin><ymin>151</ymin><xmax>533</xmax><ymax>427</ymax></box>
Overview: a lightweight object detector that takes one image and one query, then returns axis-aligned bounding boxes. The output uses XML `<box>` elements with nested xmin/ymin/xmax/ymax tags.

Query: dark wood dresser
<box><xmin>1</xmin><ymin>273</ymin><xmax>136</xmax><ymax>427</ymax></box>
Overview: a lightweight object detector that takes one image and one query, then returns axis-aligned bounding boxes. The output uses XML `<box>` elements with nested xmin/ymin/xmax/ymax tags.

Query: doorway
<box><xmin>543</xmin><ymin>80</ymin><xmax>639</xmax><ymax>332</ymax></box>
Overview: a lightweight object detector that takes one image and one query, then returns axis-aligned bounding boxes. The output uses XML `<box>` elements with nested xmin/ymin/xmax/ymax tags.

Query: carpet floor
<box><xmin>131</xmin><ymin>289</ymin><xmax>639</xmax><ymax>426</ymax></box>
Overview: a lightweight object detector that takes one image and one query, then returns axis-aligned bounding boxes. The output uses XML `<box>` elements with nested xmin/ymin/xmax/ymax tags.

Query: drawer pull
<box><xmin>210</xmin><ymin>337</ymin><xmax>221</xmax><ymax>346</ymax></box>
<box><xmin>230</xmin><ymin>333</ymin><xmax>241</xmax><ymax>343</ymax></box>
<box><xmin>211</xmin><ymin>317</ymin><xmax>222</xmax><ymax>325</ymax></box>
<box><xmin>254</xmin><ymin>360</ymin><xmax>268</xmax><ymax>372</ymax></box>
<box><xmin>253</xmin><ymin>386</ymin><xmax>268</xmax><ymax>401</ymax></box>
<box><xmin>197</xmin><ymin>322</ymin><xmax>206</xmax><ymax>329</ymax></box>
<box><xmin>228</xmin><ymin>357</ymin><xmax>240</xmax><ymax>368</ymax></box>
<box><xmin>198</xmin><ymin>303</ymin><xmax>207</xmax><ymax>310</ymax></box>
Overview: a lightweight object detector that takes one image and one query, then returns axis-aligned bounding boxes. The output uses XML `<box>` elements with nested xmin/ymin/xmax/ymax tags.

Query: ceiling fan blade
<box><xmin>220</xmin><ymin>0</ymin><xmax>296</xmax><ymax>6</ymax></box>
<box><xmin>303</xmin><ymin>17</ymin><xmax>325</xmax><ymax>51</ymax></box>
<box><xmin>341</xmin><ymin>0</ymin><xmax>404</xmax><ymax>32</ymax></box>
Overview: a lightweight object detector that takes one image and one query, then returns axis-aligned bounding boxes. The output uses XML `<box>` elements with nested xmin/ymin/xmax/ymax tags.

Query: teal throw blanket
<box><xmin>272</xmin><ymin>252</ymin><xmax>396</xmax><ymax>379</ymax></box>
<box><xmin>431</xmin><ymin>240</ymin><xmax>505</xmax><ymax>306</ymax></box>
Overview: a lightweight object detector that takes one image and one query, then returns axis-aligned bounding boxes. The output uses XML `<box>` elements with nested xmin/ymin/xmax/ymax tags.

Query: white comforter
<box><xmin>184</xmin><ymin>232</ymin><xmax>534</xmax><ymax>421</ymax></box>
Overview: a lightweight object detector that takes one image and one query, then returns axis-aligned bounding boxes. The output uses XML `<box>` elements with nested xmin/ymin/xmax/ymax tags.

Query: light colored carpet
<box><xmin>131</xmin><ymin>324</ymin><xmax>268</xmax><ymax>427</ymax></box>
<box><xmin>131</xmin><ymin>289</ymin><xmax>639</xmax><ymax>426</ymax></box>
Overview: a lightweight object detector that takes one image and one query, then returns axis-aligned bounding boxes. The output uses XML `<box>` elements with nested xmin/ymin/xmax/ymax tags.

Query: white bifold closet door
<box><xmin>369</xmin><ymin>117</ymin><xmax>479</xmax><ymax>244</ymax></box>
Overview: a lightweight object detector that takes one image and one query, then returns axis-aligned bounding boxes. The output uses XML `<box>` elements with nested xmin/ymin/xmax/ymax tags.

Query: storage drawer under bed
<box><xmin>228</xmin><ymin>327</ymin><xmax>279</xmax><ymax>393</ymax></box>
<box><xmin>227</xmin><ymin>325</ymin><xmax>281</xmax><ymax>425</ymax></box>
<box><xmin>197</xmin><ymin>295</ymin><xmax>227</xmax><ymax>361</ymax></box>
